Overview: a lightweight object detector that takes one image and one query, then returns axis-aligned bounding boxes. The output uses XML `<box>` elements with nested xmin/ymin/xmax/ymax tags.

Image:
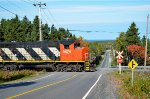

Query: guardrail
<box><xmin>111</xmin><ymin>66</ymin><xmax>150</xmax><ymax>71</ymax></box>
<box><xmin>119</xmin><ymin>66</ymin><xmax>150</xmax><ymax>69</ymax></box>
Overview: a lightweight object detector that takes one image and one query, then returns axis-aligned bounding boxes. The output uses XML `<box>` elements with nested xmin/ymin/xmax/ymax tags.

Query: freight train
<box><xmin>0</xmin><ymin>40</ymin><xmax>96</xmax><ymax>72</ymax></box>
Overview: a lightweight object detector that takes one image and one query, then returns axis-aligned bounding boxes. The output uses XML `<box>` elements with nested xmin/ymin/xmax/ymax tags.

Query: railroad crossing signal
<box><xmin>128</xmin><ymin>59</ymin><xmax>138</xmax><ymax>70</ymax></box>
<box><xmin>116</xmin><ymin>51</ymin><xmax>123</xmax><ymax>74</ymax></box>
<box><xmin>117</xmin><ymin>58</ymin><xmax>123</xmax><ymax>64</ymax></box>
<box><xmin>116</xmin><ymin>51</ymin><xmax>123</xmax><ymax>59</ymax></box>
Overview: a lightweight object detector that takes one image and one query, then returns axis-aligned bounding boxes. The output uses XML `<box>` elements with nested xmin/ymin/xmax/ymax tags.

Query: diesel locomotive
<box><xmin>0</xmin><ymin>40</ymin><xmax>96</xmax><ymax>72</ymax></box>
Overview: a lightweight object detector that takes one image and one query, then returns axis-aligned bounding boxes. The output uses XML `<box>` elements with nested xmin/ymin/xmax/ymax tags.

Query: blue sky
<box><xmin>0</xmin><ymin>0</ymin><xmax>150</xmax><ymax>40</ymax></box>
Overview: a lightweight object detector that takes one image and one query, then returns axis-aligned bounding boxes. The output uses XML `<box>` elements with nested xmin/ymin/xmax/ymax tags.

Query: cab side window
<box><xmin>74</xmin><ymin>43</ymin><xmax>80</xmax><ymax>49</ymax></box>
<box><xmin>64</xmin><ymin>45</ymin><xmax>70</xmax><ymax>49</ymax></box>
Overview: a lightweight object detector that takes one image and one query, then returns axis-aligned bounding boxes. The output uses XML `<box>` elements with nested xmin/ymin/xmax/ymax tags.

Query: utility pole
<box><xmin>144</xmin><ymin>14</ymin><xmax>149</xmax><ymax>68</ymax></box>
<box><xmin>33</xmin><ymin>2</ymin><xmax>46</xmax><ymax>41</ymax></box>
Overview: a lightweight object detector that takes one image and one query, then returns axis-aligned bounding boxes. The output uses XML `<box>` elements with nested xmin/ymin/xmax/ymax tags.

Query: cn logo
<box><xmin>63</xmin><ymin>50</ymin><xmax>71</xmax><ymax>54</ymax></box>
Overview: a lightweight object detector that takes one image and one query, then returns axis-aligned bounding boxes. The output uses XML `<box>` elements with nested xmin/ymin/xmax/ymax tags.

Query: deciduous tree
<box><xmin>127</xmin><ymin>45</ymin><xmax>145</xmax><ymax>65</ymax></box>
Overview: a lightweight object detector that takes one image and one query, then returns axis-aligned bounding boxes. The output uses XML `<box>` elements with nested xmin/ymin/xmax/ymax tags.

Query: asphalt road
<box><xmin>0</xmin><ymin>50</ymin><xmax>116</xmax><ymax>99</ymax></box>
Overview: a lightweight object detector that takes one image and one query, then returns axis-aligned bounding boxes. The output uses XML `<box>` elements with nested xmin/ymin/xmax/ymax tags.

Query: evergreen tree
<box><xmin>0</xmin><ymin>27</ymin><xmax>3</xmax><ymax>41</ymax></box>
<box><xmin>31</xmin><ymin>16</ymin><xmax>39</xmax><ymax>41</ymax></box>
<box><xmin>141</xmin><ymin>35</ymin><xmax>146</xmax><ymax>47</ymax></box>
<box><xmin>0</xmin><ymin>19</ymin><xmax>5</xmax><ymax>41</ymax></box>
<box><xmin>42</xmin><ymin>23</ymin><xmax>50</xmax><ymax>40</ymax></box>
<box><xmin>59</xmin><ymin>28</ymin><xmax>66</xmax><ymax>40</ymax></box>
<box><xmin>12</xmin><ymin>15</ymin><xmax>20</xmax><ymax>41</ymax></box>
<box><xmin>0</xmin><ymin>15</ymin><xmax>76</xmax><ymax>42</ymax></box>
<box><xmin>16</xmin><ymin>16</ymin><xmax>29</xmax><ymax>41</ymax></box>
<box><xmin>126</xmin><ymin>22</ymin><xmax>141</xmax><ymax>46</ymax></box>
<box><xmin>50</xmin><ymin>24</ymin><xmax>58</xmax><ymax>40</ymax></box>
<box><xmin>3</xmin><ymin>15</ymin><xmax>20</xmax><ymax>41</ymax></box>
<box><xmin>21</xmin><ymin>16</ymin><xmax>32</xmax><ymax>41</ymax></box>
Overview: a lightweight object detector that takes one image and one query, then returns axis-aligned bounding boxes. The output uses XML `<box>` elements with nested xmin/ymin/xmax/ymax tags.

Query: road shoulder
<box><xmin>87</xmin><ymin>69</ymin><xmax>119</xmax><ymax>99</ymax></box>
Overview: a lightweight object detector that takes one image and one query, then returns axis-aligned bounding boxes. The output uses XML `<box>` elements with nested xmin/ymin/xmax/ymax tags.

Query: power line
<box><xmin>42</xmin><ymin>9</ymin><xmax>55</xmax><ymax>25</ymax></box>
<box><xmin>6</xmin><ymin>0</ymin><xmax>21</xmax><ymax>12</ymax></box>
<box><xmin>6</xmin><ymin>0</ymin><xmax>32</xmax><ymax>17</ymax></box>
<box><xmin>41</xmin><ymin>10</ymin><xmax>50</xmax><ymax>24</ymax></box>
<box><xmin>0</xmin><ymin>5</ymin><xmax>23</xmax><ymax>18</ymax></box>
<box><xmin>46</xmin><ymin>7</ymin><xmax>60</xmax><ymax>28</ymax></box>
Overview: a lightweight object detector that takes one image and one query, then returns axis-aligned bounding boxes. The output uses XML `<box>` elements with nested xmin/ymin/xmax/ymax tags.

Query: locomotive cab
<box><xmin>60</xmin><ymin>41</ymin><xmax>95</xmax><ymax>71</ymax></box>
<box><xmin>60</xmin><ymin>41</ymin><xmax>89</xmax><ymax>61</ymax></box>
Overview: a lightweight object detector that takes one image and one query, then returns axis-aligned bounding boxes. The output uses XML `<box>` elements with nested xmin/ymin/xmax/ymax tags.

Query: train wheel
<box><xmin>56</xmin><ymin>65</ymin><xmax>61</xmax><ymax>72</ymax></box>
<box><xmin>63</xmin><ymin>67</ymin><xmax>67</xmax><ymax>72</ymax></box>
<box><xmin>71</xmin><ymin>65</ymin><xmax>77</xmax><ymax>72</ymax></box>
<box><xmin>60</xmin><ymin>66</ymin><xmax>66</xmax><ymax>72</ymax></box>
<box><xmin>76</xmin><ymin>65</ymin><xmax>82</xmax><ymax>72</ymax></box>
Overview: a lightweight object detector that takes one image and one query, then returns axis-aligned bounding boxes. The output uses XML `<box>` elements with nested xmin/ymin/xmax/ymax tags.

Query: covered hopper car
<box><xmin>0</xmin><ymin>40</ymin><xmax>96</xmax><ymax>72</ymax></box>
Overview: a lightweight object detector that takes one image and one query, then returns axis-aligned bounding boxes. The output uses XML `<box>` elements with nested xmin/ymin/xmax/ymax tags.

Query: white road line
<box><xmin>82</xmin><ymin>74</ymin><xmax>102</xmax><ymax>99</ymax></box>
<box><xmin>27</xmin><ymin>74</ymin><xmax>54</xmax><ymax>82</ymax></box>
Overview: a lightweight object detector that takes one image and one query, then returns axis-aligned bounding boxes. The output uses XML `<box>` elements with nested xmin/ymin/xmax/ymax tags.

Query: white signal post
<box><xmin>116</xmin><ymin>51</ymin><xmax>123</xmax><ymax>74</ymax></box>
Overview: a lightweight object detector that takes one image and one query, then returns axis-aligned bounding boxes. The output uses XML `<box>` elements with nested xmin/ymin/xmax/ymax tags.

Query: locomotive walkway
<box><xmin>0</xmin><ymin>50</ymin><xmax>117</xmax><ymax>99</ymax></box>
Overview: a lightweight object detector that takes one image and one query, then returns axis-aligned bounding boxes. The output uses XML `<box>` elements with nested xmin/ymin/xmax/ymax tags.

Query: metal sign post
<box><xmin>128</xmin><ymin>59</ymin><xmax>138</xmax><ymax>86</ymax></box>
<box><xmin>131</xmin><ymin>70</ymin><xmax>134</xmax><ymax>86</ymax></box>
<box><xmin>116</xmin><ymin>51</ymin><xmax>123</xmax><ymax>74</ymax></box>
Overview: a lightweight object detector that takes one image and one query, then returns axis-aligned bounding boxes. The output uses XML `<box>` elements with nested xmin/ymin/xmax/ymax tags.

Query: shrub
<box><xmin>0</xmin><ymin>70</ymin><xmax>37</xmax><ymax>82</ymax></box>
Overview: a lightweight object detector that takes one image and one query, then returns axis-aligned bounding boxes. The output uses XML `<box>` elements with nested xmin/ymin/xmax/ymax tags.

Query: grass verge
<box><xmin>97</xmin><ymin>57</ymin><xmax>104</xmax><ymax>67</ymax></box>
<box><xmin>110</xmin><ymin>50</ymin><xmax>117</xmax><ymax>67</ymax></box>
<box><xmin>111</xmin><ymin>58</ymin><xmax>117</xmax><ymax>67</ymax></box>
<box><xmin>108</xmin><ymin>71</ymin><xmax>150</xmax><ymax>99</ymax></box>
<box><xmin>0</xmin><ymin>70</ymin><xmax>44</xmax><ymax>84</ymax></box>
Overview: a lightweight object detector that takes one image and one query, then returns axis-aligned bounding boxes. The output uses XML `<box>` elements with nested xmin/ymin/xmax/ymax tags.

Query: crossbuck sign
<box><xmin>116</xmin><ymin>51</ymin><xmax>123</xmax><ymax>59</ymax></box>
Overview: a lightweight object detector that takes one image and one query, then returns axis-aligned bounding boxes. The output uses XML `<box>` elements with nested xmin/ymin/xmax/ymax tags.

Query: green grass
<box><xmin>110</xmin><ymin>55</ymin><xmax>117</xmax><ymax>67</ymax></box>
<box><xmin>111</xmin><ymin>58</ymin><xmax>117</xmax><ymax>67</ymax></box>
<box><xmin>110</xmin><ymin>50</ymin><xmax>117</xmax><ymax>67</ymax></box>
<box><xmin>109</xmin><ymin>71</ymin><xmax>150</xmax><ymax>99</ymax></box>
<box><xmin>97</xmin><ymin>57</ymin><xmax>104</xmax><ymax>67</ymax></box>
<box><xmin>0</xmin><ymin>70</ymin><xmax>39</xmax><ymax>84</ymax></box>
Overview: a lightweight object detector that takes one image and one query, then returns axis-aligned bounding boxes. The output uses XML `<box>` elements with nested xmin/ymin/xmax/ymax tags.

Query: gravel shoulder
<box><xmin>87</xmin><ymin>69</ymin><xmax>119</xmax><ymax>99</ymax></box>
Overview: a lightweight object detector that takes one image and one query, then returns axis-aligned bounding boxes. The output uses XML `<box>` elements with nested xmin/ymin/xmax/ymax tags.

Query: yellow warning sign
<box><xmin>128</xmin><ymin>59</ymin><xmax>138</xmax><ymax>70</ymax></box>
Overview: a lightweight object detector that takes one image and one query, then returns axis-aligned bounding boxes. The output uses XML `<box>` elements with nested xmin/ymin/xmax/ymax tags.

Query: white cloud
<box><xmin>50</xmin><ymin>5</ymin><xmax>150</xmax><ymax>13</ymax></box>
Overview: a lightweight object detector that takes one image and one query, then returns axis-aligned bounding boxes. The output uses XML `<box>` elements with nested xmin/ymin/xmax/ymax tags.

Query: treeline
<box><xmin>115</xmin><ymin>22</ymin><xmax>149</xmax><ymax>65</ymax></box>
<box><xmin>0</xmin><ymin>15</ymin><xmax>76</xmax><ymax>42</ymax></box>
<box><xmin>89</xmin><ymin>42</ymin><xmax>106</xmax><ymax>66</ymax></box>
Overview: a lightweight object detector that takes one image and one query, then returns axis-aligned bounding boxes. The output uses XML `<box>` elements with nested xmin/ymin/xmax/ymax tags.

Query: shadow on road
<box><xmin>0</xmin><ymin>81</ymin><xmax>36</xmax><ymax>89</ymax></box>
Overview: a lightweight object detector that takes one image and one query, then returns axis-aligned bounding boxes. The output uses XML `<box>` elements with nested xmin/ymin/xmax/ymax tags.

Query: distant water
<box><xmin>87</xmin><ymin>40</ymin><xmax>115</xmax><ymax>42</ymax></box>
